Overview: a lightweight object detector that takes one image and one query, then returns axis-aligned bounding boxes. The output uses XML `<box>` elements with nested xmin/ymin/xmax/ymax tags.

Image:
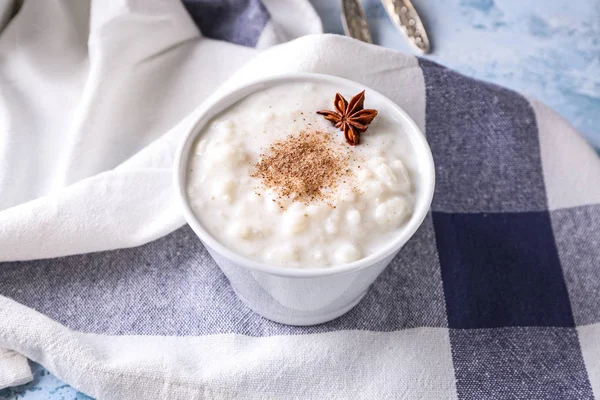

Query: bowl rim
<box><xmin>174</xmin><ymin>72</ymin><xmax>435</xmax><ymax>278</ymax></box>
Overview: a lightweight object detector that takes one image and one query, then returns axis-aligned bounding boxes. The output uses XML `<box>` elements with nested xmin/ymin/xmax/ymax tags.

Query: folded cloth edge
<box><xmin>0</xmin><ymin>349</ymin><xmax>32</xmax><ymax>390</ymax></box>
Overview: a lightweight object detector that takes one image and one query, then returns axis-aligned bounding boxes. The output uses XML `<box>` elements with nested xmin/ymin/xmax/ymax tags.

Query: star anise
<box><xmin>317</xmin><ymin>90</ymin><xmax>378</xmax><ymax>146</ymax></box>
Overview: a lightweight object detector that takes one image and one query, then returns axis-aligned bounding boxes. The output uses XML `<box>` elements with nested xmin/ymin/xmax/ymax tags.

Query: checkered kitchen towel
<box><xmin>1</xmin><ymin>1</ymin><xmax>600</xmax><ymax>399</ymax></box>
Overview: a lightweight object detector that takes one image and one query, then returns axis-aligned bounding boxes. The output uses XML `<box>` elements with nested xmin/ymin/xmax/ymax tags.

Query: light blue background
<box><xmin>1</xmin><ymin>0</ymin><xmax>598</xmax><ymax>399</ymax></box>
<box><xmin>314</xmin><ymin>0</ymin><xmax>600</xmax><ymax>150</ymax></box>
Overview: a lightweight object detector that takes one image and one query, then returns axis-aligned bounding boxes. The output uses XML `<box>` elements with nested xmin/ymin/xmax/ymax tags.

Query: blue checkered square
<box><xmin>450</xmin><ymin>327</ymin><xmax>593</xmax><ymax>399</ymax></box>
<box><xmin>182</xmin><ymin>0</ymin><xmax>270</xmax><ymax>47</ymax></box>
<box><xmin>419</xmin><ymin>59</ymin><xmax>546</xmax><ymax>213</ymax></box>
<box><xmin>433</xmin><ymin>211</ymin><xmax>574</xmax><ymax>328</ymax></box>
<box><xmin>551</xmin><ymin>205</ymin><xmax>600</xmax><ymax>326</ymax></box>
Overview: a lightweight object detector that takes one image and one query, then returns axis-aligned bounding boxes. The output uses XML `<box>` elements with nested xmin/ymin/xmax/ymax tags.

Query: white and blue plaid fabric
<box><xmin>1</xmin><ymin>1</ymin><xmax>600</xmax><ymax>399</ymax></box>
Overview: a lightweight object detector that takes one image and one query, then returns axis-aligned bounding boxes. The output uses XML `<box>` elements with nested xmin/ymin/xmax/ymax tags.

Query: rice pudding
<box><xmin>186</xmin><ymin>82</ymin><xmax>417</xmax><ymax>268</ymax></box>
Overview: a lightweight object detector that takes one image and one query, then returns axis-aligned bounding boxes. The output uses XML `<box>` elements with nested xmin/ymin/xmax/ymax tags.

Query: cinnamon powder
<box><xmin>252</xmin><ymin>130</ymin><xmax>349</xmax><ymax>205</ymax></box>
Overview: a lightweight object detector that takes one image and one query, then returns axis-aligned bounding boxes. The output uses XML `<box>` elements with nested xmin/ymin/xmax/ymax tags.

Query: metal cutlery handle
<box><xmin>340</xmin><ymin>0</ymin><xmax>373</xmax><ymax>44</ymax></box>
<box><xmin>381</xmin><ymin>0</ymin><xmax>431</xmax><ymax>53</ymax></box>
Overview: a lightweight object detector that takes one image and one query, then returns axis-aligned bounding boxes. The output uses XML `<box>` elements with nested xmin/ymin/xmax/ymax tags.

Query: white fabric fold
<box><xmin>0</xmin><ymin>0</ymin><xmax>320</xmax><ymax>389</ymax></box>
<box><xmin>0</xmin><ymin>296</ymin><xmax>457</xmax><ymax>400</ymax></box>
<box><xmin>0</xmin><ymin>0</ymin><xmax>321</xmax><ymax>262</ymax></box>
<box><xmin>257</xmin><ymin>0</ymin><xmax>323</xmax><ymax>47</ymax></box>
<box><xmin>0</xmin><ymin>349</ymin><xmax>32</xmax><ymax>389</ymax></box>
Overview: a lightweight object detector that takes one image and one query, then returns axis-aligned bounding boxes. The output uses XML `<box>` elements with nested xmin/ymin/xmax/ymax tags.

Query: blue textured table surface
<box><xmin>1</xmin><ymin>0</ymin><xmax>598</xmax><ymax>399</ymax></box>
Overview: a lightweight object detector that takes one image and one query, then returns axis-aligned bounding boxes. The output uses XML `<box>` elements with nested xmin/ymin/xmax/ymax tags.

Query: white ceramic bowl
<box><xmin>174</xmin><ymin>73</ymin><xmax>435</xmax><ymax>326</ymax></box>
